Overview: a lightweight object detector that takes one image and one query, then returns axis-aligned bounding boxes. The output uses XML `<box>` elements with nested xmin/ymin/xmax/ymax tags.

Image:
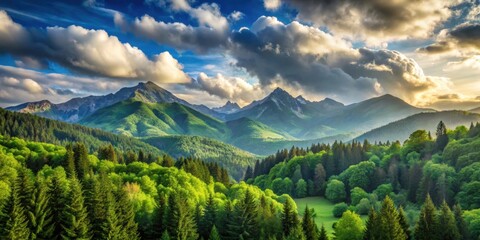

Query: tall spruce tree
<box><xmin>0</xmin><ymin>176</ymin><xmax>31</xmax><ymax>240</ymax></box>
<box><xmin>199</xmin><ymin>194</ymin><xmax>216</xmax><ymax>239</ymax></box>
<box><xmin>29</xmin><ymin>181</ymin><xmax>54</xmax><ymax>239</ymax></box>
<box><xmin>319</xmin><ymin>224</ymin><xmax>329</xmax><ymax>240</ymax></box>
<box><xmin>378</xmin><ymin>196</ymin><xmax>406</xmax><ymax>240</ymax></box>
<box><xmin>48</xmin><ymin>172</ymin><xmax>68</xmax><ymax>240</ymax></box>
<box><xmin>435</xmin><ymin>201</ymin><xmax>460</xmax><ymax>240</ymax></box>
<box><xmin>152</xmin><ymin>195</ymin><xmax>167</xmax><ymax>238</ymax></box>
<box><xmin>61</xmin><ymin>177</ymin><xmax>90</xmax><ymax>240</ymax></box>
<box><xmin>453</xmin><ymin>204</ymin><xmax>469</xmax><ymax>240</ymax></box>
<box><xmin>301</xmin><ymin>206</ymin><xmax>318</xmax><ymax>240</ymax></box>
<box><xmin>281</xmin><ymin>198</ymin><xmax>299</xmax><ymax>237</ymax></box>
<box><xmin>209</xmin><ymin>225</ymin><xmax>221</xmax><ymax>240</ymax></box>
<box><xmin>397</xmin><ymin>207</ymin><xmax>411</xmax><ymax>240</ymax></box>
<box><xmin>114</xmin><ymin>186</ymin><xmax>139</xmax><ymax>240</ymax></box>
<box><xmin>64</xmin><ymin>144</ymin><xmax>76</xmax><ymax>178</ymax></box>
<box><xmin>414</xmin><ymin>195</ymin><xmax>437</xmax><ymax>240</ymax></box>
<box><xmin>363</xmin><ymin>208</ymin><xmax>380</xmax><ymax>240</ymax></box>
<box><xmin>229</xmin><ymin>190</ymin><xmax>259</xmax><ymax>240</ymax></box>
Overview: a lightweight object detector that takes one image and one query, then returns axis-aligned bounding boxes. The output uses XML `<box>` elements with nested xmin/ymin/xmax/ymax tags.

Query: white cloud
<box><xmin>0</xmin><ymin>11</ymin><xmax>189</xmax><ymax>84</ymax></box>
<box><xmin>228</xmin><ymin>11</ymin><xmax>244</xmax><ymax>21</ymax></box>
<box><xmin>264</xmin><ymin>0</ymin><xmax>282</xmax><ymax>10</ymax></box>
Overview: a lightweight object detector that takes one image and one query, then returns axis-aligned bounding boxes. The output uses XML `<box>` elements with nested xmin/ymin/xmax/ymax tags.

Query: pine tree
<box><xmin>282</xmin><ymin>198</ymin><xmax>299</xmax><ymax>237</ymax></box>
<box><xmin>100</xmin><ymin>175</ymin><xmax>121</xmax><ymax>240</ymax></box>
<box><xmin>397</xmin><ymin>207</ymin><xmax>411</xmax><ymax>240</ymax></box>
<box><xmin>160</xmin><ymin>231</ymin><xmax>171</xmax><ymax>240</ymax></box>
<box><xmin>64</xmin><ymin>144</ymin><xmax>76</xmax><ymax>178</ymax></box>
<box><xmin>48</xmin><ymin>173</ymin><xmax>68</xmax><ymax>239</ymax></box>
<box><xmin>414</xmin><ymin>195</ymin><xmax>437</xmax><ymax>240</ymax></box>
<box><xmin>301</xmin><ymin>206</ymin><xmax>318</xmax><ymax>240</ymax></box>
<box><xmin>166</xmin><ymin>193</ymin><xmax>180</xmax><ymax>238</ymax></box>
<box><xmin>225</xmin><ymin>190</ymin><xmax>259</xmax><ymax>240</ymax></box>
<box><xmin>363</xmin><ymin>208</ymin><xmax>379</xmax><ymax>240</ymax></box>
<box><xmin>0</xmin><ymin>177</ymin><xmax>31</xmax><ymax>240</ymax></box>
<box><xmin>378</xmin><ymin>196</ymin><xmax>406</xmax><ymax>240</ymax></box>
<box><xmin>61</xmin><ymin>177</ymin><xmax>90</xmax><ymax>240</ymax></box>
<box><xmin>29</xmin><ymin>182</ymin><xmax>54</xmax><ymax>239</ymax></box>
<box><xmin>209</xmin><ymin>225</ymin><xmax>221</xmax><ymax>240</ymax></box>
<box><xmin>435</xmin><ymin>201</ymin><xmax>460</xmax><ymax>240</ymax></box>
<box><xmin>435</xmin><ymin>121</ymin><xmax>449</xmax><ymax>152</ymax></box>
<box><xmin>152</xmin><ymin>195</ymin><xmax>167</xmax><ymax>238</ymax></box>
<box><xmin>73</xmin><ymin>143</ymin><xmax>90</xmax><ymax>179</ymax></box>
<box><xmin>318</xmin><ymin>224</ymin><xmax>329</xmax><ymax>240</ymax></box>
<box><xmin>285</xmin><ymin>225</ymin><xmax>305</xmax><ymax>240</ymax></box>
<box><xmin>114</xmin><ymin>186</ymin><xmax>139</xmax><ymax>240</ymax></box>
<box><xmin>453</xmin><ymin>204</ymin><xmax>469</xmax><ymax>240</ymax></box>
<box><xmin>199</xmin><ymin>194</ymin><xmax>216</xmax><ymax>239</ymax></box>
<box><xmin>176</xmin><ymin>200</ymin><xmax>198</xmax><ymax>240</ymax></box>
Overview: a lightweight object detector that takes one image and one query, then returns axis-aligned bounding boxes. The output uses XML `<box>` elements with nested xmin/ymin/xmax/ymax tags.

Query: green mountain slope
<box><xmin>144</xmin><ymin>135</ymin><xmax>258</xmax><ymax>180</ymax></box>
<box><xmin>0</xmin><ymin>107</ymin><xmax>163</xmax><ymax>155</ymax></box>
<box><xmin>80</xmin><ymin>99</ymin><xmax>229</xmax><ymax>140</ymax></box>
<box><xmin>355</xmin><ymin>111</ymin><xmax>480</xmax><ymax>143</ymax></box>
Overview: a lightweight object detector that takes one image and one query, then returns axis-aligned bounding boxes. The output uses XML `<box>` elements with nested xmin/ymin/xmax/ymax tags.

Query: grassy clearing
<box><xmin>294</xmin><ymin>197</ymin><xmax>367</xmax><ymax>236</ymax></box>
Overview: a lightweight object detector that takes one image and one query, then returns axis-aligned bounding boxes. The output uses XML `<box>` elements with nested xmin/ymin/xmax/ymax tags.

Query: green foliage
<box><xmin>333</xmin><ymin>210</ymin><xmax>364</xmax><ymax>240</ymax></box>
<box><xmin>332</xmin><ymin>203</ymin><xmax>348</xmax><ymax>218</ymax></box>
<box><xmin>326</xmin><ymin>179</ymin><xmax>346</xmax><ymax>203</ymax></box>
<box><xmin>282</xmin><ymin>197</ymin><xmax>299</xmax><ymax>237</ymax></box>
<box><xmin>301</xmin><ymin>206</ymin><xmax>318</xmax><ymax>240</ymax></box>
<box><xmin>414</xmin><ymin>195</ymin><xmax>437</xmax><ymax>240</ymax></box>
<box><xmin>435</xmin><ymin>201</ymin><xmax>460</xmax><ymax>240</ymax></box>
<box><xmin>378</xmin><ymin>196</ymin><xmax>406</xmax><ymax>240</ymax></box>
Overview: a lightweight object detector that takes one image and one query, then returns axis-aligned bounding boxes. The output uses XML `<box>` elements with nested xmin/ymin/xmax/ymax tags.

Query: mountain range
<box><xmin>6</xmin><ymin>81</ymin><xmax>480</xmax><ymax>155</ymax></box>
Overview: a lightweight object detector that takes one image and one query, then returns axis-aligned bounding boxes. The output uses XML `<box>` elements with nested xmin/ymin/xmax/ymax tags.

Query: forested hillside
<box><xmin>0</xmin><ymin>134</ymin><xmax>297</xmax><ymax>239</ymax></box>
<box><xmin>0</xmin><ymin>108</ymin><xmax>162</xmax><ymax>155</ymax></box>
<box><xmin>246</xmin><ymin>121</ymin><xmax>480</xmax><ymax>239</ymax></box>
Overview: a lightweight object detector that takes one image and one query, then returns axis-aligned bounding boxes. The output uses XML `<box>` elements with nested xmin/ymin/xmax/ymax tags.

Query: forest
<box><xmin>1</xmin><ymin>109</ymin><xmax>480</xmax><ymax>239</ymax></box>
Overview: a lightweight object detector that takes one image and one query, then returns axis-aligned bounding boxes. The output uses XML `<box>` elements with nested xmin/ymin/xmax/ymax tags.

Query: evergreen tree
<box><xmin>281</xmin><ymin>198</ymin><xmax>299</xmax><ymax>237</ymax></box>
<box><xmin>435</xmin><ymin>201</ymin><xmax>460</xmax><ymax>240</ymax></box>
<box><xmin>15</xmin><ymin>168</ymin><xmax>34</xmax><ymax>214</ymax></box>
<box><xmin>152</xmin><ymin>195</ymin><xmax>167</xmax><ymax>238</ymax></box>
<box><xmin>318</xmin><ymin>225</ymin><xmax>329</xmax><ymax>240</ymax></box>
<box><xmin>285</xmin><ymin>225</ymin><xmax>305</xmax><ymax>240</ymax></box>
<box><xmin>199</xmin><ymin>194</ymin><xmax>216</xmax><ymax>239</ymax></box>
<box><xmin>29</xmin><ymin>181</ymin><xmax>54</xmax><ymax>239</ymax></box>
<box><xmin>301</xmin><ymin>206</ymin><xmax>318</xmax><ymax>240</ymax></box>
<box><xmin>114</xmin><ymin>186</ymin><xmax>139</xmax><ymax>240</ymax></box>
<box><xmin>453</xmin><ymin>204</ymin><xmax>469</xmax><ymax>240</ymax></box>
<box><xmin>166</xmin><ymin>192</ymin><xmax>198</xmax><ymax>240</ymax></box>
<box><xmin>229</xmin><ymin>190</ymin><xmax>259</xmax><ymax>240</ymax></box>
<box><xmin>160</xmin><ymin>231</ymin><xmax>171</xmax><ymax>240</ymax></box>
<box><xmin>414</xmin><ymin>195</ymin><xmax>437</xmax><ymax>240</ymax></box>
<box><xmin>209</xmin><ymin>225</ymin><xmax>221</xmax><ymax>240</ymax></box>
<box><xmin>363</xmin><ymin>208</ymin><xmax>380</xmax><ymax>240</ymax></box>
<box><xmin>64</xmin><ymin>144</ymin><xmax>76</xmax><ymax>178</ymax></box>
<box><xmin>0</xmin><ymin>177</ymin><xmax>31</xmax><ymax>240</ymax></box>
<box><xmin>61</xmin><ymin>177</ymin><xmax>90</xmax><ymax>240</ymax></box>
<box><xmin>166</xmin><ymin>193</ymin><xmax>180</xmax><ymax>238</ymax></box>
<box><xmin>73</xmin><ymin>143</ymin><xmax>90</xmax><ymax>179</ymax></box>
<box><xmin>435</xmin><ymin>121</ymin><xmax>449</xmax><ymax>152</ymax></box>
<box><xmin>48</xmin><ymin>173</ymin><xmax>68</xmax><ymax>239</ymax></box>
<box><xmin>397</xmin><ymin>207</ymin><xmax>411</xmax><ymax>240</ymax></box>
<box><xmin>377</xmin><ymin>196</ymin><xmax>406</xmax><ymax>240</ymax></box>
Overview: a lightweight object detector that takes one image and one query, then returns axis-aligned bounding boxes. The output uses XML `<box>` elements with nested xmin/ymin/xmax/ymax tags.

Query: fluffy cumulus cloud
<box><xmin>277</xmin><ymin>0</ymin><xmax>460</xmax><ymax>44</ymax></box>
<box><xmin>0</xmin><ymin>65</ymin><xmax>133</xmax><ymax>106</ymax></box>
<box><xmin>0</xmin><ymin>10</ymin><xmax>189</xmax><ymax>84</ymax></box>
<box><xmin>191</xmin><ymin>73</ymin><xmax>265</xmax><ymax>105</ymax></box>
<box><xmin>115</xmin><ymin>1</ymin><xmax>229</xmax><ymax>53</ymax></box>
<box><xmin>264</xmin><ymin>0</ymin><xmax>282</xmax><ymax>10</ymax></box>
<box><xmin>228</xmin><ymin>16</ymin><xmax>450</xmax><ymax>103</ymax></box>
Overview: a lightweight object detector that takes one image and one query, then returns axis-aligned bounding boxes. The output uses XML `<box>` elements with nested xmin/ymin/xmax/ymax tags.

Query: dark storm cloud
<box><xmin>228</xmin><ymin>16</ymin><xmax>446</xmax><ymax>102</ymax></box>
<box><xmin>419</xmin><ymin>23</ymin><xmax>480</xmax><ymax>54</ymax></box>
<box><xmin>276</xmin><ymin>0</ymin><xmax>459</xmax><ymax>43</ymax></box>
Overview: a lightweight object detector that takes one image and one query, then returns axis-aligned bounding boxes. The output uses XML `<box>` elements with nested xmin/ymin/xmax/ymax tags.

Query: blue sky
<box><xmin>0</xmin><ymin>0</ymin><xmax>479</xmax><ymax>109</ymax></box>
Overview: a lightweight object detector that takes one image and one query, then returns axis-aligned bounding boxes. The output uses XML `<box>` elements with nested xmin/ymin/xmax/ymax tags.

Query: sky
<box><xmin>0</xmin><ymin>0</ymin><xmax>479</xmax><ymax>109</ymax></box>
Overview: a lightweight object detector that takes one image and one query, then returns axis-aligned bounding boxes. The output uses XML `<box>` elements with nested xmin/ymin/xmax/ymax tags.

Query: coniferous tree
<box><xmin>435</xmin><ymin>121</ymin><xmax>449</xmax><ymax>152</ymax></box>
<box><xmin>48</xmin><ymin>172</ymin><xmax>68</xmax><ymax>240</ymax></box>
<box><xmin>363</xmin><ymin>208</ymin><xmax>380</xmax><ymax>240</ymax></box>
<box><xmin>15</xmin><ymin>168</ymin><xmax>34</xmax><ymax>214</ymax></box>
<box><xmin>114</xmin><ymin>186</ymin><xmax>139</xmax><ymax>240</ymax></box>
<box><xmin>281</xmin><ymin>198</ymin><xmax>299</xmax><ymax>237</ymax></box>
<box><xmin>61</xmin><ymin>177</ymin><xmax>90</xmax><ymax>240</ymax></box>
<box><xmin>397</xmin><ymin>207</ymin><xmax>411</xmax><ymax>240</ymax></box>
<box><xmin>209</xmin><ymin>225</ymin><xmax>221</xmax><ymax>240</ymax></box>
<box><xmin>160</xmin><ymin>231</ymin><xmax>171</xmax><ymax>240</ymax></box>
<box><xmin>0</xmin><ymin>176</ymin><xmax>31</xmax><ymax>240</ymax></box>
<box><xmin>285</xmin><ymin>225</ymin><xmax>305</xmax><ymax>240</ymax></box>
<box><xmin>378</xmin><ymin>196</ymin><xmax>406</xmax><ymax>240</ymax></box>
<box><xmin>199</xmin><ymin>194</ymin><xmax>216</xmax><ymax>239</ymax></box>
<box><xmin>220</xmin><ymin>200</ymin><xmax>235</xmax><ymax>240</ymax></box>
<box><xmin>453</xmin><ymin>204</ymin><xmax>469</xmax><ymax>240</ymax></box>
<box><xmin>229</xmin><ymin>190</ymin><xmax>259</xmax><ymax>240</ymax></box>
<box><xmin>166</xmin><ymin>193</ymin><xmax>180</xmax><ymax>238</ymax></box>
<box><xmin>176</xmin><ymin>200</ymin><xmax>198</xmax><ymax>240</ymax></box>
<box><xmin>29</xmin><ymin>181</ymin><xmax>54</xmax><ymax>239</ymax></box>
<box><xmin>318</xmin><ymin>225</ymin><xmax>329</xmax><ymax>240</ymax></box>
<box><xmin>64</xmin><ymin>144</ymin><xmax>76</xmax><ymax>178</ymax></box>
<box><xmin>301</xmin><ymin>206</ymin><xmax>318</xmax><ymax>240</ymax></box>
<box><xmin>152</xmin><ymin>195</ymin><xmax>167</xmax><ymax>238</ymax></box>
<box><xmin>414</xmin><ymin>195</ymin><xmax>437</xmax><ymax>240</ymax></box>
<box><xmin>435</xmin><ymin>201</ymin><xmax>460</xmax><ymax>240</ymax></box>
<box><xmin>73</xmin><ymin>143</ymin><xmax>90</xmax><ymax>179</ymax></box>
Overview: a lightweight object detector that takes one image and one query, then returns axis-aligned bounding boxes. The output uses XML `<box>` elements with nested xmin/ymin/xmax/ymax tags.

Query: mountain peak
<box><xmin>7</xmin><ymin>99</ymin><xmax>53</xmax><ymax>113</ymax></box>
<box><xmin>213</xmin><ymin>100</ymin><xmax>241</xmax><ymax>114</ymax></box>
